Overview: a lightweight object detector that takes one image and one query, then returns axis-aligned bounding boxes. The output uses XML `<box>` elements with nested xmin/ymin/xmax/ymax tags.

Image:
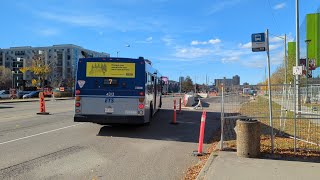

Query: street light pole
<box><xmin>11</xmin><ymin>71</ymin><xmax>14</xmax><ymax>89</ymax></box>
<box><xmin>179</xmin><ymin>73</ymin><xmax>182</xmax><ymax>93</ymax></box>
<box><xmin>284</xmin><ymin>34</ymin><xmax>287</xmax><ymax>85</ymax></box>
<box><xmin>294</xmin><ymin>0</ymin><xmax>300</xmax><ymax>153</ymax></box>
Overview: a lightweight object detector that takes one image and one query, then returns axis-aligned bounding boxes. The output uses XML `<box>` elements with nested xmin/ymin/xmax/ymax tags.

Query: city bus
<box><xmin>74</xmin><ymin>57</ymin><xmax>163</xmax><ymax>125</ymax></box>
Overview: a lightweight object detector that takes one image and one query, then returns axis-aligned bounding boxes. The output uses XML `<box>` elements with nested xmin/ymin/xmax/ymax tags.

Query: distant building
<box><xmin>232</xmin><ymin>75</ymin><xmax>240</xmax><ymax>86</ymax></box>
<box><xmin>0</xmin><ymin>44</ymin><xmax>109</xmax><ymax>88</ymax></box>
<box><xmin>243</xmin><ymin>82</ymin><xmax>249</xmax><ymax>86</ymax></box>
<box><xmin>215</xmin><ymin>77</ymin><xmax>232</xmax><ymax>87</ymax></box>
<box><xmin>214</xmin><ymin>75</ymin><xmax>241</xmax><ymax>92</ymax></box>
<box><xmin>179</xmin><ymin>76</ymin><xmax>184</xmax><ymax>83</ymax></box>
<box><xmin>215</xmin><ymin>75</ymin><xmax>240</xmax><ymax>87</ymax></box>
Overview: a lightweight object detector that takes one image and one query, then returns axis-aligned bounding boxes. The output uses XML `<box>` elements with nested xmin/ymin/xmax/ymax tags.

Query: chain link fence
<box><xmin>220</xmin><ymin>83</ymin><xmax>320</xmax><ymax>153</ymax></box>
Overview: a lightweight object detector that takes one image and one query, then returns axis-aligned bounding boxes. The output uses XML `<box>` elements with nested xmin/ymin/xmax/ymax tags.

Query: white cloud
<box><xmin>162</xmin><ymin>36</ymin><xmax>174</xmax><ymax>46</ymax></box>
<box><xmin>36</xmin><ymin>10</ymin><xmax>163</xmax><ymax>32</ymax></box>
<box><xmin>146</xmin><ymin>37</ymin><xmax>153</xmax><ymax>42</ymax></box>
<box><xmin>239</xmin><ymin>42</ymin><xmax>252</xmax><ymax>49</ymax></box>
<box><xmin>191</xmin><ymin>41</ymin><xmax>201</xmax><ymax>45</ymax></box>
<box><xmin>273</xmin><ymin>2</ymin><xmax>286</xmax><ymax>10</ymax></box>
<box><xmin>208</xmin><ymin>0</ymin><xmax>241</xmax><ymax>14</ymax></box>
<box><xmin>135</xmin><ymin>36</ymin><xmax>153</xmax><ymax>43</ymax></box>
<box><xmin>221</xmin><ymin>56</ymin><xmax>239</xmax><ymax>63</ymax></box>
<box><xmin>269</xmin><ymin>44</ymin><xmax>282</xmax><ymax>51</ymax></box>
<box><xmin>191</xmin><ymin>38</ymin><xmax>221</xmax><ymax>45</ymax></box>
<box><xmin>269</xmin><ymin>36</ymin><xmax>284</xmax><ymax>43</ymax></box>
<box><xmin>161</xmin><ymin>35</ymin><xmax>287</xmax><ymax>68</ymax></box>
<box><xmin>174</xmin><ymin>47</ymin><xmax>213</xmax><ymax>59</ymax></box>
<box><xmin>38</xmin><ymin>28</ymin><xmax>60</xmax><ymax>36</ymax></box>
<box><xmin>208</xmin><ymin>39</ymin><xmax>221</xmax><ymax>44</ymax></box>
<box><xmin>38</xmin><ymin>12</ymin><xmax>111</xmax><ymax>27</ymax></box>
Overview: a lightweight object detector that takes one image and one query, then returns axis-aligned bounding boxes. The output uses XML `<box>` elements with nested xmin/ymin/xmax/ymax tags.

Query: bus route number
<box><xmin>106</xmin><ymin>92</ymin><xmax>114</xmax><ymax>96</ymax></box>
<box><xmin>105</xmin><ymin>98</ymin><xmax>114</xmax><ymax>103</ymax></box>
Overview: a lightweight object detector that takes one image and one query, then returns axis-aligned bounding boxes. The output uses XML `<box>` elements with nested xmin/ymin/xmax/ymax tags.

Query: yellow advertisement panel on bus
<box><xmin>86</xmin><ymin>62</ymin><xmax>135</xmax><ymax>78</ymax></box>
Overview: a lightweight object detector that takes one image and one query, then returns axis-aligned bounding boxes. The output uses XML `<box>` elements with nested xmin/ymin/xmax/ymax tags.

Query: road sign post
<box><xmin>251</xmin><ymin>30</ymin><xmax>274</xmax><ymax>153</ymax></box>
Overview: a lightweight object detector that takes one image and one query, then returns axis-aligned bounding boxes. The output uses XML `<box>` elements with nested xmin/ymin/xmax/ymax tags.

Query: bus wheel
<box><xmin>159</xmin><ymin>97</ymin><xmax>162</xmax><ymax>108</ymax></box>
<box><xmin>149</xmin><ymin>103</ymin><xmax>153</xmax><ymax>122</ymax></box>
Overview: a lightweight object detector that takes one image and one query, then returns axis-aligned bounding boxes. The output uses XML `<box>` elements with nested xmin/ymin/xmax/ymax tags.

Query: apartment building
<box><xmin>0</xmin><ymin>44</ymin><xmax>109</xmax><ymax>88</ymax></box>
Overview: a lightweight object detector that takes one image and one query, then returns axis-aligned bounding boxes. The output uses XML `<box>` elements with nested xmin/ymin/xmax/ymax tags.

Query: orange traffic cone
<box><xmin>37</xmin><ymin>92</ymin><xmax>50</xmax><ymax>115</ymax></box>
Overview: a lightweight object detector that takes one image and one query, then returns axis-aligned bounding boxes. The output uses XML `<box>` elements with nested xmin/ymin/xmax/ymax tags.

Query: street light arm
<box><xmin>269</xmin><ymin>33</ymin><xmax>286</xmax><ymax>40</ymax></box>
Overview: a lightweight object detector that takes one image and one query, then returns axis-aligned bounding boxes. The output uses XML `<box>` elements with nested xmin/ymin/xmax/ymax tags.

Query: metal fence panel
<box><xmin>220</xmin><ymin>83</ymin><xmax>320</xmax><ymax>153</ymax></box>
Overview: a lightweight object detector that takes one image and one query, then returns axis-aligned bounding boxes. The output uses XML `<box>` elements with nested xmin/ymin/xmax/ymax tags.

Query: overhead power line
<box><xmin>266</xmin><ymin>0</ymin><xmax>281</xmax><ymax>34</ymax></box>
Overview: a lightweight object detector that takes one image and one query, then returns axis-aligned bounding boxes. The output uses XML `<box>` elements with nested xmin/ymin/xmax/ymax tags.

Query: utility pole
<box><xmin>206</xmin><ymin>74</ymin><xmax>208</xmax><ymax>92</ymax></box>
<box><xmin>266</xmin><ymin>29</ymin><xmax>274</xmax><ymax>153</ymax></box>
<box><xmin>284</xmin><ymin>34</ymin><xmax>287</xmax><ymax>85</ymax></box>
<box><xmin>194</xmin><ymin>76</ymin><xmax>197</xmax><ymax>93</ymax></box>
<box><xmin>265</xmin><ymin>66</ymin><xmax>267</xmax><ymax>95</ymax></box>
<box><xmin>179</xmin><ymin>74</ymin><xmax>182</xmax><ymax>94</ymax></box>
<box><xmin>294</xmin><ymin>0</ymin><xmax>300</xmax><ymax>153</ymax></box>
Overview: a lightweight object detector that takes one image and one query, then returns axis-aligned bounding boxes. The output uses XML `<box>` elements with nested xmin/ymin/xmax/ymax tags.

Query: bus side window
<box><xmin>157</xmin><ymin>78</ymin><xmax>161</xmax><ymax>94</ymax></box>
<box><xmin>147</xmin><ymin>73</ymin><xmax>154</xmax><ymax>94</ymax></box>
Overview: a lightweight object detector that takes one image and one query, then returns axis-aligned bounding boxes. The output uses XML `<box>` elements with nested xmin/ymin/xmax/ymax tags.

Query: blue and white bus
<box><xmin>74</xmin><ymin>57</ymin><xmax>163</xmax><ymax>125</ymax></box>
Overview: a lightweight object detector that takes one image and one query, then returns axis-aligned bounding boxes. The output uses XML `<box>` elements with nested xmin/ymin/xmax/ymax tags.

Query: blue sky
<box><xmin>1</xmin><ymin>0</ymin><xmax>319</xmax><ymax>84</ymax></box>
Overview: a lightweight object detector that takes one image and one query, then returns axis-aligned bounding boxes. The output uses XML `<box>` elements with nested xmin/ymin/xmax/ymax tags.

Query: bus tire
<box><xmin>149</xmin><ymin>103</ymin><xmax>153</xmax><ymax>122</ymax></box>
<box><xmin>143</xmin><ymin>105</ymin><xmax>153</xmax><ymax>126</ymax></box>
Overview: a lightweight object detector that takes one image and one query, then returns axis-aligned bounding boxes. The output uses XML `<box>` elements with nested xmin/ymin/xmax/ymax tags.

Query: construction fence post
<box><xmin>220</xmin><ymin>84</ymin><xmax>225</xmax><ymax>150</ymax></box>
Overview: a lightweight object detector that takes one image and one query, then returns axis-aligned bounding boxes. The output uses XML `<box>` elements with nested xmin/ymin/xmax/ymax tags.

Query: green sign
<box><xmin>288</xmin><ymin>41</ymin><xmax>296</xmax><ymax>65</ymax></box>
<box><xmin>306</xmin><ymin>13</ymin><xmax>320</xmax><ymax>67</ymax></box>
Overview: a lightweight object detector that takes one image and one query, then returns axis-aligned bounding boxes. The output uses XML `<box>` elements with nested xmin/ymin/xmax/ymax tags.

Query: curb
<box><xmin>196</xmin><ymin>151</ymin><xmax>219</xmax><ymax>180</ymax></box>
<box><xmin>0</xmin><ymin>98</ymin><xmax>74</xmax><ymax>104</ymax></box>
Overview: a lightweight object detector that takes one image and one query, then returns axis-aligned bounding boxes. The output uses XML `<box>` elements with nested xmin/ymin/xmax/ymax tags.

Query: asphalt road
<box><xmin>0</xmin><ymin>97</ymin><xmax>221</xmax><ymax>180</ymax></box>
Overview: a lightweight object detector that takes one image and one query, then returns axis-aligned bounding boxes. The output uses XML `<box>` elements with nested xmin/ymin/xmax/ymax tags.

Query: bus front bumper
<box><xmin>74</xmin><ymin>114</ymin><xmax>145</xmax><ymax>125</ymax></box>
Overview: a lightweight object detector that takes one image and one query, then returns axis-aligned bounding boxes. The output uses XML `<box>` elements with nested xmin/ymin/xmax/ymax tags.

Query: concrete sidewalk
<box><xmin>200</xmin><ymin>151</ymin><xmax>320</xmax><ymax>180</ymax></box>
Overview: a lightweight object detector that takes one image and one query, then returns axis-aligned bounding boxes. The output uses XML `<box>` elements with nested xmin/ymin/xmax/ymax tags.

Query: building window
<box><xmin>67</xmin><ymin>55</ymin><xmax>71</xmax><ymax>60</ymax></box>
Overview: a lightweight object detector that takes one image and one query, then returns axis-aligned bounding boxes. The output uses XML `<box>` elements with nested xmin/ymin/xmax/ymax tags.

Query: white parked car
<box><xmin>0</xmin><ymin>90</ymin><xmax>11</xmax><ymax>99</ymax></box>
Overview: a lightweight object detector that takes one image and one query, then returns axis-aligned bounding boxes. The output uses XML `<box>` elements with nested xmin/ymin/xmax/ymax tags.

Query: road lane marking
<box><xmin>0</xmin><ymin>123</ymin><xmax>84</xmax><ymax>146</ymax></box>
<box><xmin>0</xmin><ymin>108</ymin><xmax>74</xmax><ymax>120</ymax></box>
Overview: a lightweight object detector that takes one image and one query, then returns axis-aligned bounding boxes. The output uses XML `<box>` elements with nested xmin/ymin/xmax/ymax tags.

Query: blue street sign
<box><xmin>251</xmin><ymin>33</ymin><xmax>265</xmax><ymax>42</ymax></box>
<box><xmin>251</xmin><ymin>33</ymin><xmax>267</xmax><ymax>52</ymax></box>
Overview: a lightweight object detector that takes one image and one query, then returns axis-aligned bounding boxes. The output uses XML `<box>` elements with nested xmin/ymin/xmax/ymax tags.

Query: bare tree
<box><xmin>0</xmin><ymin>66</ymin><xmax>12</xmax><ymax>89</ymax></box>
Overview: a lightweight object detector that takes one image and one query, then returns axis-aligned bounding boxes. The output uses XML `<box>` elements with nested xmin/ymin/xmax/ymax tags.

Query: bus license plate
<box><xmin>105</xmin><ymin>107</ymin><xmax>114</xmax><ymax>113</ymax></box>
